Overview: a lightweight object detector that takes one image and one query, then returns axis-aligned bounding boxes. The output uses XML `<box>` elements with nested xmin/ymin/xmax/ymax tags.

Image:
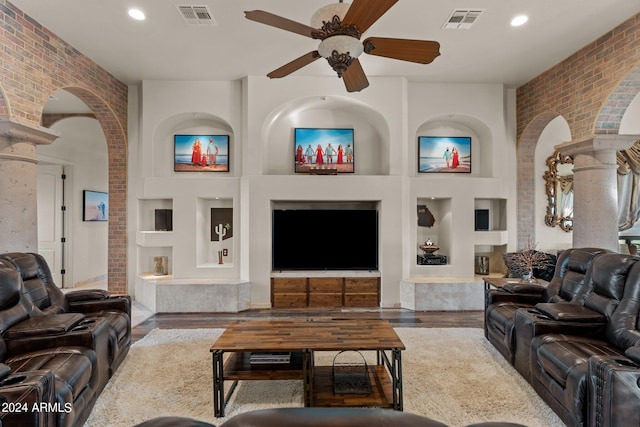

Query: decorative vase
<box><xmin>153</xmin><ymin>256</ymin><xmax>168</xmax><ymax>276</ymax></box>
<box><xmin>218</xmin><ymin>250</ymin><xmax>224</xmax><ymax>265</ymax></box>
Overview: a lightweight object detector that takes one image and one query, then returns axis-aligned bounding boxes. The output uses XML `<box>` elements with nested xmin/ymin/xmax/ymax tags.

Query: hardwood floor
<box><xmin>131</xmin><ymin>308</ymin><xmax>484</xmax><ymax>343</ymax></box>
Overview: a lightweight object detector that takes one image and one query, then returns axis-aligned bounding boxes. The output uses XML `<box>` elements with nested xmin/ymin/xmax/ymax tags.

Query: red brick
<box><xmin>0</xmin><ymin>0</ymin><xmax>128</xmax><ymax>292</ymax></box>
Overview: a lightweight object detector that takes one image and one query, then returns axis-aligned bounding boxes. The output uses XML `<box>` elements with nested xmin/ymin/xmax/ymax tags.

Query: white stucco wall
<box><xmin>127</xmin><ymin>75</ymin><xmax>520</xmax><ymax>308</ymax></box>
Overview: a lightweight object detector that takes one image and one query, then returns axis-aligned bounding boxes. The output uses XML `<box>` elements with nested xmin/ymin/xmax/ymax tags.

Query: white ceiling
<box><xmin>9</xmin><ymin>0</ymin><xmax>640</xmax><ymax>110</ymax></box>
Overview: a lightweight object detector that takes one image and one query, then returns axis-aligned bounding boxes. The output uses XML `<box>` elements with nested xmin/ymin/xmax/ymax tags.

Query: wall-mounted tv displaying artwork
<box><xmin>174</xmin><ymin>134</ymin><xmax>229</xmax><ymax>172</ymax></box>
<box><xmin>418</xmin><ymin>136</ymin><xmax>471</xmax><ymax>173</ymax></box>
<box><xmin>294</xmin><ymin>128</ymin><xmax>354</xmax><ymax>173</ymax></box>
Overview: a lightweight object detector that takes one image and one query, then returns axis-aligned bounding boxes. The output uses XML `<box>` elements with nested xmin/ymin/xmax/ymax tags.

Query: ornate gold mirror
<box><xmin>544</xmin><ymin>150</ymin><xmax>574</xmax><ymax>232</ymax></box>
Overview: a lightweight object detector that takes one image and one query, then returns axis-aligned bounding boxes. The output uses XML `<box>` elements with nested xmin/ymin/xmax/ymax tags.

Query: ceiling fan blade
<box><xmin>341</xmin><ymin>0</ymin><xmax>399</xmax><ymax>34</ymax></box>
<box><xmin>267</xmin><ymin>51</ymin><xmax>321</xmax><ymax>79</ymax></box>
<box><xmin>245</xmin><ymin>10</ymin><xmax>317</xmax><ymax>38</ymax></box>
<box><xmin>364</xmin><ymin>37</ymin><xmax>441</xmax><ymax>64</ymax></box>
<box><xmin>342</xmin><ymin>59</ymin><xmax>369</xmax><ymax>92</ymax></box>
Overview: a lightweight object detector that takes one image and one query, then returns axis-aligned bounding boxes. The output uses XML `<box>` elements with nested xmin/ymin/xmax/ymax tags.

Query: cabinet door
<box><xmin>271</xmin><ymin>278</ymin><xmax>308</xmax><ymax>307</ymax></box>
<box><xmin>345</xmin><ymin>277</ymin><xmax>379</xmax><ymax>292</ymax></box>
<box><xmin>309</xmin><ymin>293</ymin><xmax>343</xmax><ymax>307</ymax></box>
<box><xmin>344</xmin><ymin>293</ymin><xmax>379</xmax><ymax>307</ymax></box>
<box><xmin>345</xmin><ymin>277</ymin><xmax>380</xmax><ymax>307</ymax></box>
<box><xmin>272</xmin><ymin>293</ymin><xmax>308</xmax><ymax>307</ymax></box>
<box><xmin>272</xmin><ymin>278</ymin><xmax>307</xmax><ymax>293</ymax></box>
<box><xmin>308</xmin><ymin>278</ymin><xmax>343</xmax><ymax>293</ymax></box>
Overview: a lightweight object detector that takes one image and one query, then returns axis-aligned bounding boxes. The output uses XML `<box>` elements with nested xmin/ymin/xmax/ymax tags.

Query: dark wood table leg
<box><xmin>303</xmin><ymin>349</ymin><xmax>313</xmax><ymax>407</ymax></box>
<box><xmin>212</xmin><ymin>350</ymin><xmax>225</xmax><ymax>417</ymax></box>
<box><xmin>392</xmin><ymin>348</ymin><xmax>403</xmax><ymax>411</ymax></box>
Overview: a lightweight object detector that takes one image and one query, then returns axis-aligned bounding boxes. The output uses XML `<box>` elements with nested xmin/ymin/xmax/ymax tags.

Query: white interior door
<box><xmin>37</xmin><ymin>165</ymin><xmax>64</xmax><ymax>287</ymax></box>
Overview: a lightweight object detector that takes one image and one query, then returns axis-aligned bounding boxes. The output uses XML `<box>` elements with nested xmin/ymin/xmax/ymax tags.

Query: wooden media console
<box><xmin>270</xmin><ymin>273</ymin><xmax>381</xmax><ymax>308</ymax></box>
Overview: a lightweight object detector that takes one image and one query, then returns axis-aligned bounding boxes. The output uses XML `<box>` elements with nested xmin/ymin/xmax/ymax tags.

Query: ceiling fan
<box><xmin>245</xmin><ymin>0</ymin><xmax>441</xmax><ymax>92</ymax></box>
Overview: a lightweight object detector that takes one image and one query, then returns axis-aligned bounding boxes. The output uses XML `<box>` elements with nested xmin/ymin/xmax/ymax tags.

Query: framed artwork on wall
<box><xmin>83</xmin><ymin>190</ymin><xmax>108</xmax><ymax>221</ymax></box>
<box><xmin>211</xmin><ymin>208</ymin><xmax>233</xmax><ymax>241</ymax></box>
<box><xmin>174</xmin><ymin>134</ymin><xmax>229</xmax><ymax>172</ymax></box>
<box><xmin>418</xmin><ymin>136</ymin><xmax>471</xmax><ymax>173</ymax></box>
<box><xmin>294</xmin><ymin>128</ymin><xmax>354</xmax><ymax>173</ymax></box>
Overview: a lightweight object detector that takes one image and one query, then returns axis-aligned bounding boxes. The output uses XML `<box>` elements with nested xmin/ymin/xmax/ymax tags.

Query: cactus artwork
<box><xmin>210</xmin><ymin>208</ymin><xmax>232</xmax><ymax>241</ymax></box>
<box><xmin>214</xmin><ymin>223</ymin><xmax>227</xmax><ymax>241</ymax></box>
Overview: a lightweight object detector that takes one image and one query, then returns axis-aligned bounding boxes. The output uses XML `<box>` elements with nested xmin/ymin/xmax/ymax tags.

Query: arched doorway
<box><xmin>41</xmin><ymin>87</ymin><xmax>128</xmax><ymax>294</ymax></box>
<box><xmin>38</xmin><ymin>89</ymin><xmax>109</xmax><ymax>289</ymax></box>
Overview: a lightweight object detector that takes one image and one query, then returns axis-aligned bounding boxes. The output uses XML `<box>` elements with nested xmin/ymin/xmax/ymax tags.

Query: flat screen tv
<box><xmin>294</xmin><ymin>128</ymin><xmax>354</xmax><ymax>174</ymax></box>
<box><xmin>272</xmin><ymin>209</ymin><xmax>378</xmax><ymax>270</ymax></box>
<box><xmin>418</xmin><ymin>136</ymin><xmax>471</xmax><ymax>173</ymax></box>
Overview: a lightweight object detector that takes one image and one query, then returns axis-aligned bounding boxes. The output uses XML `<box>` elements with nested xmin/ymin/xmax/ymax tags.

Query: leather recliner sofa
<box><xmin>0</xmin><ymin>254</ymin><xmax>131</xmax><ymax>427</ymax></box>
<box><xmin>485</xmin><ymin>247</ymin><xmax>608</xmax><ymax>372</ymax></box>
<box><xmin>523</xmin><ymin>253</ymin><xmax>640</xmax><ymax>426</ymax></box>
<box><xmin>0</xmin><ymin>252</ymin><xmax>131</xmax><ymax>376</ymax></box>
<box><xmin>485</xmin><ymin>249</ymin><xmax>640</xmax><ymax>427</ymax></box>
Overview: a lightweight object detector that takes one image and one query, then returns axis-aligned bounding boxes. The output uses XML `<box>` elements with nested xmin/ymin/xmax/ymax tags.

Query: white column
<box><xmin>555</xmin><ymin>135</ymin><xmax>639</xmax><ymax>252</ymax></box>
<box><xmin>0</xmin><ymin>118</ymin><xmax>59</xmax><ymax>253</ymax></box>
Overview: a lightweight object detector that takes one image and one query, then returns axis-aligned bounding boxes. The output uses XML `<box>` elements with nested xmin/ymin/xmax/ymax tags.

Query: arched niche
<box><xmin>152</xmin><ymin>112</ymin><xmax>234</xmax><ymax>177</ymax></box>
<box><xmin>533</xmin><ymin>116</ymin><xmax>573</xmax><ymax>252</ymax></box>
<box><xmin>262</xmin><ymin>96</ymin><xmax>390</xmax><ymax>175</ymax></box>
<box><xmin>415</xmin><ymin>115</ymin><xmax>493</xmax><ymax>177</ymax></box>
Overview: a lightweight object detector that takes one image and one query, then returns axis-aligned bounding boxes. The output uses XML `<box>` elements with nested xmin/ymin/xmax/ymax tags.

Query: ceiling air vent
<box><xmin>443</xmin><ymin>9</ymin><xmax>484</xmax><ymax>30</ymax></box>
<box><xmin>176</xmin><ymin>4</ymin><xmax>217</xmax><ymax>26</ymax></box>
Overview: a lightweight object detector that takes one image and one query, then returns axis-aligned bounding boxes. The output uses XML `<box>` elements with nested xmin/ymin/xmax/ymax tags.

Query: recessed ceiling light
<box><xmin>511</xmin><ymin>15</ymin><xmax>528</xmax><ymax>27</ymax></box>
<box><xmin>128</xmin><ymin>8</ymin><xmax>146</xmax><ymax>21</ymax></box>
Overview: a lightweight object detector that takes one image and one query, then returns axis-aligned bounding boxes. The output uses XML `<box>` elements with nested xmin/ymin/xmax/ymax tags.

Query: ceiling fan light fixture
<box><xmin>318</xmin><ymin>35</ymin><xmax>363</xmax><ymax>58</ymax></box>
<box><xmin>318</xmin><ymin>35</ymin><xmax>363</xmax><ymax>77</ymax></box>
<box><xmin>310</xmin><ymin>3</ymin><xmax>350</xmax><ymax>29</ymax></box>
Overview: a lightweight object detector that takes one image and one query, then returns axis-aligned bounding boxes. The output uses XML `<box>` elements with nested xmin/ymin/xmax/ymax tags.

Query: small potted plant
<box><xmin>511</xmin><ymin>238</ymin><xmax>554</xmax><ymax>282</ymax></box>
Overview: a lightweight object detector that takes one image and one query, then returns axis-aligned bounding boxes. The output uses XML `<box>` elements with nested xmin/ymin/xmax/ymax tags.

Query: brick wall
<box><xmin>516</xmin><ymin>13</ymin><xmax>640</xmax><ymax>246</ymax></box>
<box><xmin>0</xmin><ymin>1</ymin><xmax>128</xmax><ymax>293</ymax></box>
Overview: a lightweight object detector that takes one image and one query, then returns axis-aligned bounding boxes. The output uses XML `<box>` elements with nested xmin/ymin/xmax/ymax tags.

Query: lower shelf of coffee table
<box><xmin>223</xmin><ymin>351</ymin><xmax>305</xmax><ymax>381</ymax></box>
<box><xmin>223</xmin><ymin>353</ymin><xmax>395</xmax><ymax>408</ymax></box>
<box><xmin>311</xmin><ymin>365</ymin><xmax>394</xmax><ymax>408</ymax></box>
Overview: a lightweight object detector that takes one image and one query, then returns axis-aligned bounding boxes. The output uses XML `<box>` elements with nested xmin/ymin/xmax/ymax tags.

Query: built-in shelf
<box><xmin>416</xmin><ymin>197</ymin><xmax>451</xmax><ymax>266</ymax></box>
<box><xmin>136</xmin><ymin>231</ymin><xmax>173</xmax><ymax>247</ymax></box>
<box><xmin>196</xmin><ymin>197</ymin><xmax>234</xmax><ymax>267</ymax></box>
<box><xmin>137</xmin><ymin>246</ymin><xmax>172</xmax><ymax>277</ymax></box>
<box><xmin>473</xmin><ymin>198</ymin><xmax>508</xmax><ymax>275</ymax></box>
<box><xmin>138</xmin><ymin>198</ymin><xmax>173</xmax><ymax>232</ymax></box>
<box><xmin>474</xmin><ymin>198</ymin><xmax>507</xmax><ymax>232</ymax></box>
<box><xmin>198</xmin><ymin>262</ymin><xmax>234</xmax><ymax>269</ymax></box>
<box><xmin>473</xmin><ymin>230</ymin><xmax>508</xmax><ymax>246</ymax></box>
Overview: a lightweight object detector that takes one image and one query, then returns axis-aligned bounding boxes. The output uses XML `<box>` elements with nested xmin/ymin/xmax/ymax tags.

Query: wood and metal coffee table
<box><xmin>210</xmin><ymin>319</ymin><xmax>405</xmax><ymax>417</ymax></box>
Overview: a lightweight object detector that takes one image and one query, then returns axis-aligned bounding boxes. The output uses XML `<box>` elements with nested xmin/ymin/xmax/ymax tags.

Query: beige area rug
<box><xmin>84</xmin><ymin>328</ymin><xmax>565</xmax><ymax>427</ymax></box>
